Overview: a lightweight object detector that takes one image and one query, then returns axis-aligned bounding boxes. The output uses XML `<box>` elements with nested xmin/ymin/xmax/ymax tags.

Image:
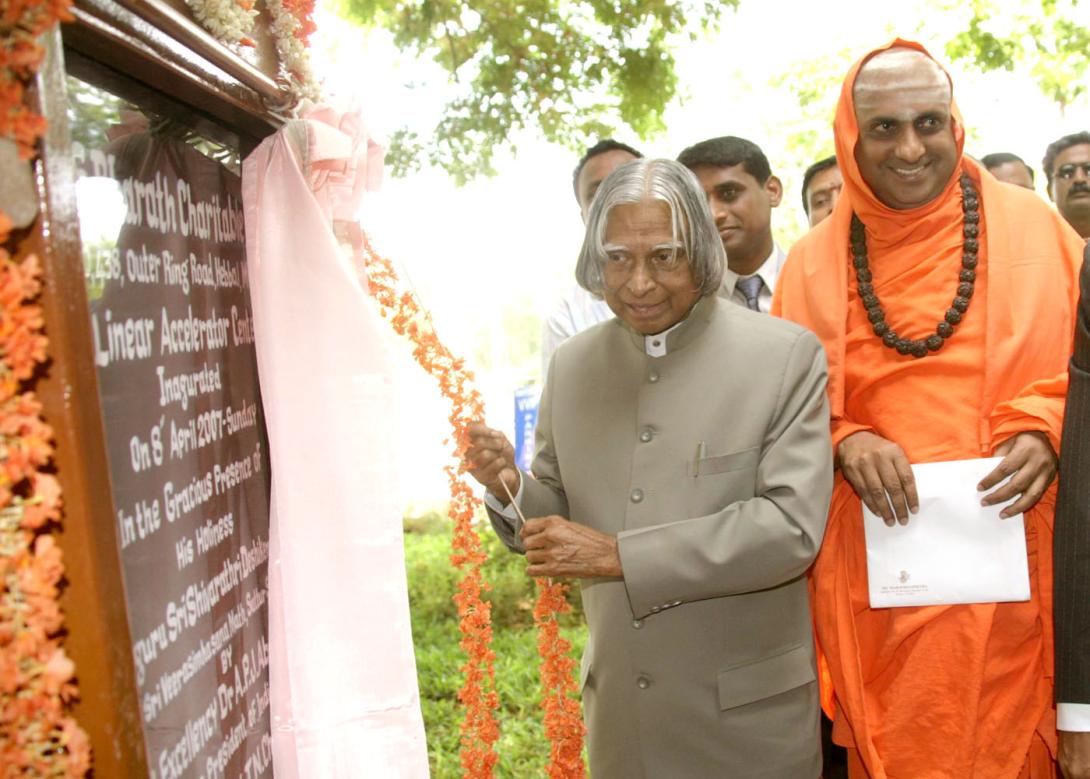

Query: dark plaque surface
<box><xmin>69</xmin><ymin>76</ymin><xmax>272</xmax><ymax>779</ymax></box>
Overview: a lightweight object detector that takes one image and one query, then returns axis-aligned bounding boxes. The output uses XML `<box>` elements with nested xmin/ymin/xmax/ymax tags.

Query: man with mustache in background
<box><xmin>1045</xmin><ymin>132</ymin><xmax>1090</xmax><ymax>241</ymax></box>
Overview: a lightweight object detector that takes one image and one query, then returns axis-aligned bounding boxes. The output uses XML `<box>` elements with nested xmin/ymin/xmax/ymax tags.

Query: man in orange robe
<box><xmin>773</xmin><ymin>40</ymin><xmax>1087</xmax><ymax>778</ymax></box>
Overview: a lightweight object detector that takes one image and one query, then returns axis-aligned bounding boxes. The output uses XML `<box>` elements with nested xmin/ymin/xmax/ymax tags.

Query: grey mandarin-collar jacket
<box><xmin>487</xmin><ymin>295</ymin><xmax>833</xmax><ymax>778</ymax></box>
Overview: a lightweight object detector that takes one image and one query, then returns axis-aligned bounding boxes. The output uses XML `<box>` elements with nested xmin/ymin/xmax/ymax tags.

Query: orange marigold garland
<box><xmin>534</xmin><ymin>578</ymin><xmax>586</xmax><ymax>778</ymax></box>
<box><xmin>0</xmin><ymin>0</ymin><xmax>74</xmax><ymax>159</ymax></box>
<box><xmin>357</xmin><ymin>232</ymin><xmax>586</xmax><ymax>777</ymax></box>
<box><xmin>358</xmin><ymin>237</ymin><xmax>500</xmax><ymax>776</ymax></box>
<box><xmin>0</xmin><ymin>221</ymin><xmax>91</xmax><ymax>774</ymax></box>
<box><xmin>1</xmin><ymin>0</ymin><xmax>90</xmax><ymax>774</ymax></box>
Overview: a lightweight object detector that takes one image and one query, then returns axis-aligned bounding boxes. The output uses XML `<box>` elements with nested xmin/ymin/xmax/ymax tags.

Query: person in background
<box><xmin>801</xmin><ymin>155</ymin><xmax>844</xmax><ymax>227</ymax></box>
<box><xmin>678</xmin><ymin>136</ymin><xmax>784</xmax><ymax>312</ymax></box>
<box><xmin>540</xmin><ymin>140</ymin><xmax>642</xmax><ymax>372</ymax></box>
<box><xmin>774</xmin><ymin>39</ymin><xmax>1086</xmax><ymax>778</ymax></box>
<box><xmin>1044</xmin><ymin>132</ymin><xmax>1090</xmax><ymax>240</ymax></box>
<box><xmin>981</xmin><ymin>152</ymin><xmax>1036</xmax><ymax>190</ymax></box>
<box><xmin>798</xmin><ymin>157</ymin><xmax>847</xmax><ymax>779</ymax></box>
<box><xmin>468</xmin><ymin>158</ymin><xmax>833</xmax><ymax>778</ymax></box>
<box><xmin>1056</xmin><ymin>244</ymin><xmax>1090</xmax><ymax>779</ymax></box>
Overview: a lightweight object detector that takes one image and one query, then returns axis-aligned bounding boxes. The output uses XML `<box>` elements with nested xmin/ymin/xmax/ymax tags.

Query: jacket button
<box><xmin>630</xmin><ymin>488</ymin><xmax>644</xmax><ymax>503</ymax></box>
<box><xmin>637</xmin><ymin>676</ymin><xmax>651</xmax><ymax>689</ymax></box>
<box><xmin>632</xmin><ymin>619</ymin><xmax>643</xmax><ymax>629</ymax></box>
<box><xmin>639</xmin><ymin>429</ymin><xmax>653</xmax><ymax>443</ymax></box>
<box><xmin>648</xmin><ymin>370</ymin><xmax>660</xmax><ymax>383</ymax></box>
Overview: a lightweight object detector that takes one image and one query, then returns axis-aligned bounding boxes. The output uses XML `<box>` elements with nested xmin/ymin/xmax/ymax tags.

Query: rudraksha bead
<box><xmin>850</xmin><ymin>171</ymin><xmax>977</xmax><ymax>359</ymax></box>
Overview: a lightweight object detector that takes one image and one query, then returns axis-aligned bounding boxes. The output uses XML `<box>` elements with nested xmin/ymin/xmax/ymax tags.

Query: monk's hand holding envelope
<box><xmin>839</xmin><ymin>430</ymin><xmax>920</xmax><ymax>526</ymax></box>
<box><xmin>978</xmin><ymin>431</ymin><xmax>1058</xmax><ymax>518</ymax></box>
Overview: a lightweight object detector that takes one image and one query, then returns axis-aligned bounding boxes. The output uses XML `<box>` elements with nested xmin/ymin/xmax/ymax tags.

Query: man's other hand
<box><xmin>838</xmin><ymin>430</ymin><xmax>919</xmax><ymax>526</ymax></box>
<box><xmin>465</xmin><ymin>422</ymin><xmax>520</xmax><ymax>502</ymax></box>
<box><xmin>1060</xmin><ymin>731</ymin><xmax>1090</xmax><ymax>779</ymax></box>
<box><xmin>521</xmin><ymin>516</ymin><xmax>623</xmax><ymax>578</ymax></box>
<box><xmin>979</xmin><ymin>431</ymin><xmax>1058</xmax><ymax>518</ymax></box>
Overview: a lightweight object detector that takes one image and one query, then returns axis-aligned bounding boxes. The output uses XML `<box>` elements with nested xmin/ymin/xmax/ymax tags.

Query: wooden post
<box><xmin>32</xmin><ymin>29</ymin><xmax>150</xmax><ymax>777</ymax></box>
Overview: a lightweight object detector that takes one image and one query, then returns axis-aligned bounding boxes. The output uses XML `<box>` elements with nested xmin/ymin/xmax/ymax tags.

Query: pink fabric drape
<box><xmin>243</xmin><ymin>107</ymin><xmax>429</xmax><ymax>778</ymax></box>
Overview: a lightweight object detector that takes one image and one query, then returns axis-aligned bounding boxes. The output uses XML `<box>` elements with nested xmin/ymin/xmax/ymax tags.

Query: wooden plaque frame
<box><xmin>25</xmin><ymin>2</ymin><xmax>287</xmax><ymax>774</ymax></box>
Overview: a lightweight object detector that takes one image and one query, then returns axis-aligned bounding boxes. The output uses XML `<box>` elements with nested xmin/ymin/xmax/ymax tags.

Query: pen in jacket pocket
<box><xmin>692</xmin><ymin>441</ymin><xmax>707</xmax><ymax>477</ymax></box>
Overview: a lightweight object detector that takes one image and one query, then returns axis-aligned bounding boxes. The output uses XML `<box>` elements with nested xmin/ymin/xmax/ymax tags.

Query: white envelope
<box><xmin>863</xmin><ymin>457</ymin><xmax>1030</xmax><ymax>608</ymax></box>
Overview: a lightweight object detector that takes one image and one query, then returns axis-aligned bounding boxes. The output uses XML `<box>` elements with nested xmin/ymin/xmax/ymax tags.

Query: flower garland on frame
<box><xmin>266</xmin><ymin>0</ymin><xmax>321</xmax><ymax>102</ymax></box>
<box><xmin>182</xmin><ymin>0</ymin><xmax>321</xmax><ymax>104</ymax></box>
<box><xmin>182</xmin><ymin>0</ymin><xmax>258</xmax><ymax>47</ymax></box>
<box><xmin>357</xmin><ymin>234</ymin><xmax>586</xmax><ymax>778</ymax></box>
<box><xmin>0</xmin><ymin>0</ymin><xmax>91</xmax><ymax>774</ymax></box>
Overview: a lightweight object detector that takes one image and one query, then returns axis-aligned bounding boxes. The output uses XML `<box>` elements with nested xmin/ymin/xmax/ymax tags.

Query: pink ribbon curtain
<box><xmin>243</xmin><ymin>107</ymin><xmax>429</xmax><ymax>778</ymax></box>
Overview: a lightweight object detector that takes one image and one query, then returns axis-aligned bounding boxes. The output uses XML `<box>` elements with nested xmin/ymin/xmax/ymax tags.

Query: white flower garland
<box><xmin>266</xmin><ymin>0</ymin><xmax>322</xmax><ymax>102</ymax></box>
<box><xmin>184</xmin><ymin>0</ymin><xmax>258</xmax><ymax>47</ymax></box>
<box><xmin>184</xmin><ymin>0</ymin><xmax>322</xmax><ymax>106</ymax></box>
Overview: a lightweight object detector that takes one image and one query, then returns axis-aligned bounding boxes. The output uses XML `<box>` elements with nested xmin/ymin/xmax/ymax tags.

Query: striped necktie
<box><xmin>736</xmin><ymin>275</ymin><xmax>764</xmax><ymax>312</ymax></box>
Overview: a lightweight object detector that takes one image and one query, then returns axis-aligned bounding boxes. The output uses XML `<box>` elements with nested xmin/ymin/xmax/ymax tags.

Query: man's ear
<box><xmin>1048</xmin><ymin>181</ymin><xmax>1057</xmax><ymax>203</ymax></box>
<box><xmin>765</xmin><ymin>175</ymin><xmax>784</xmax><ymax>207</ymax></box>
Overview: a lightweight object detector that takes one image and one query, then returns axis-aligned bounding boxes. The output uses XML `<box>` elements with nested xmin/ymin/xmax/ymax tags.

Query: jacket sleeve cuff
<box><xmin>1059</xmin><ymin>703</ymin><xmax>1090</xmax><ymax>731</ymax></box>
<box><xmin>616</xmin><ymin>526</ymin><xmax>682</xmax><ymax>620</ymax></box>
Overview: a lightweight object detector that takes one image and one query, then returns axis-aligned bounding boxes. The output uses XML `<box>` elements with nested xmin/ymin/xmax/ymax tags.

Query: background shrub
<box><xmin>405</xmin><ymin>510</ymin><xmax>588</xmax><ymax>777</ymax></box>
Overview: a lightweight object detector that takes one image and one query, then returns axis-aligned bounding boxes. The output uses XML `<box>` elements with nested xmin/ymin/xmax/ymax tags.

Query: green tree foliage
<box><xmin>337</xmin><ymin>0</ymin><xmax>733</xmax><ymax>183</ymax></box>
<box><xmin>768</xmin><ymin>49</ymin><xmax>849</xmax><ymax>173</ymax></box>
<box><xmin>764</xmin><ymin>48</ymin><xmax>852</xmax><ymax>246</ymax></box>
<box><xmin>941</xmin><ymin>0</ymin><xmax>1090</xmax><ymax>114</ymax></box>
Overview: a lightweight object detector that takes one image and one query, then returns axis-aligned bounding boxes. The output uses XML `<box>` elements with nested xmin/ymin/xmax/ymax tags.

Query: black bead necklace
<box><xmin>850</xmin><ymin>172</ymin><xmax>979</xmax><ymax>359</ymax></box>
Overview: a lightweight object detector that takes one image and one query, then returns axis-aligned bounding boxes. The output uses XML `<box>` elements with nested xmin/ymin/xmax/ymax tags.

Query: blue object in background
<box><xmin>513</xmin><ymin>385</ymin><xmax>540</xmax><ymax>471</ymax></box>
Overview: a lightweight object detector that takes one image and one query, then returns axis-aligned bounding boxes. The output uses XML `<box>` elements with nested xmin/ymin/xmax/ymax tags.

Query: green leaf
<box><xmin>337</xmin><ymin>0</ymin><xmax>736</xmax><ymax>182</ymax></box>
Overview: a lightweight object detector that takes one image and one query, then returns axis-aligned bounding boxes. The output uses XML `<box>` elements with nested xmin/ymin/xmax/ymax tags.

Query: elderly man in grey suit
<box><xmin>467</xmin><ymin>158</ymin><xmax>833</xmax><ymax>778</ymax></box>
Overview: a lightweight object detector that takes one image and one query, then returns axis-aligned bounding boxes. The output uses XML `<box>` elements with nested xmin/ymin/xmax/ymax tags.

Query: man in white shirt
<box><xmin>540</xmin><ymin>140</ymin><xmax>643</xmax><ymax>372</ymax></box>
<box><xmin>678</xmin><ymin>136</ymin><xmax>785</xmax><ymax>313</ymax></box>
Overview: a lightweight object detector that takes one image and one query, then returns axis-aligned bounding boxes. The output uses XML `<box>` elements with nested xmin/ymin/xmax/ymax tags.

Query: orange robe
<box><xmin>772</xmin><ymin>39</ymin><xmax>1087</xmax><ymax>779</ymax></box>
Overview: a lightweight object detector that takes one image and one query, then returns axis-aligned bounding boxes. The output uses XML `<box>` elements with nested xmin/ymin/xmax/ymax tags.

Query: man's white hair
<box><xmin>576</xmin><ymin>158</ymin><xmax>726</xmax><ymax>298</ymax></box>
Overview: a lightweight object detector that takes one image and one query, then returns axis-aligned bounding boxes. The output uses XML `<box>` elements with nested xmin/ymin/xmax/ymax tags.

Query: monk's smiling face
<box><xmin>853</xmin><ymin>49</ymin><xmax>958</xmax><ymax>210</ymax></box>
